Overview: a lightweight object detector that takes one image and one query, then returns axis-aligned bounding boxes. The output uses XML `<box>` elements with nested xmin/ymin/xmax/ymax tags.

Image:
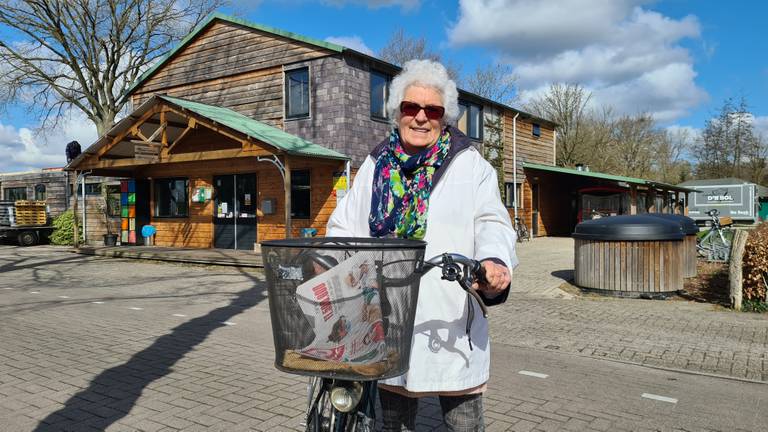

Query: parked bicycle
<box><xmin>514</xmin><ymin>216</ymin><xmax>530</xmax><ymax>242</ymax></box>
<box><xmin>696</xmin><ymin>209</ymin><xmax>733</xmax><ymax>262</ymax></box>
<box><xmin>261</xmin><ymin>237</ymin><xmax>489</xmax><ymax>432</ymax></box>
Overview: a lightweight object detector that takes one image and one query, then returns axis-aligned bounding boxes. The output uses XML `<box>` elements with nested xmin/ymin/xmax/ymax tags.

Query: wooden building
<box><xmin>66</xmin><ymin>13</ymin><xmax>558</xmax><ymax>249</ymax></box>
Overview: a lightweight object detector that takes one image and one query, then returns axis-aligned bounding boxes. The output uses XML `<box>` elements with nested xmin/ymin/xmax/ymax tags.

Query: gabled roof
<box><xmin>523</xmin><ymin>162</ymin><xmax>698</xmax><ymax>193</ymax></box>
<box><xmin>159</xmin><ymin>95</ymin><xmax>348</xmax><ymax>160</ymax></box>
<box><xmin>123</xmin><ymin>13</ymin><xmax>558</xmax><ymax>129</ymax></box>
<box><xmin>124</xmin><ymin>12</ymin><xmax>344</xmax><ymax>97</ymax></box>
<box><xmin>66</xmin><ymin>95</ymin><xmax>348</xmax><ymax>170</ymax></box>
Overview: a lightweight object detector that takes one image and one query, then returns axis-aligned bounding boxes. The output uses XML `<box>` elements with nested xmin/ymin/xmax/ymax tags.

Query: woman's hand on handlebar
<box><xmin>473</xmin><ymin>260</ymin><xmax>511</xmax><ymax>298</ymax></box>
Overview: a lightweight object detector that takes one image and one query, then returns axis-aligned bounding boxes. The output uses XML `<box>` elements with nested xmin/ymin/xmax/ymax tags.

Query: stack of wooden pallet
<box><xmin>12</xmin><ymin>200</ymin><xmax>47</xmax><ymax>226</ymax></box>
<box><xmin>0</xmin><ymin>201</ymin><xmax>14</xmax><ymax>226</ymax></box>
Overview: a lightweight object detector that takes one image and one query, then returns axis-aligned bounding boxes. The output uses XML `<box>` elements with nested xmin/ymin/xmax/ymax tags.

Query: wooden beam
<box><xmin>72</xmin><ymin>171</ymin><xmax>79</xmax><ymax>248</ymax></box>
<box><xmin>95</xmin><ymin>106</ymin><xmax>159</xmax><ymax>159</ymax></box>
<box><xmin>165</xmin><ymin>118</ymin><xmax>196</xmax><ymax>155</ymax></box>
<box><xmin>648</xmin><ymin>189</ymin><xmax>657</xmax><ymax>213</ymax></box>
<box><xmin>78</xmin><ymin>147</ymin><xmax>273</xmax><ymax>169</ymax></box>
<box><xmin>160</xmin><ymin>111</ymin><xmax>168</xmax><ymax>147</ymax></box>
<box><xmin>284</xmin><ymin>156</ymin><xmax>292</xmax><ymax>239</ymax></box>
<box><xmin>629</xmin><ymin>184</ymin><xmax>637</xmax><ymax>215</ymax></box>
<box><xmin>164</xmin><ymin>106</ymin><xmax>253</xmax><ymax>148</ymax></box>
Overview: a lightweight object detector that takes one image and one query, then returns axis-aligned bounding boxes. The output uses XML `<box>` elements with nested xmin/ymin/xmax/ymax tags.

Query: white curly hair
<box><xmin>385</xmin><ymin>59</ymin><xmax>460</xmax><ymax>127</ymax></box>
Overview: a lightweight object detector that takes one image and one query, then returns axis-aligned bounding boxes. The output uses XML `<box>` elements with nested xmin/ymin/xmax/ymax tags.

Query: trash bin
<box><xmin>573</xmin><ymin>215</ymin><xmax>684</xmax><ymax>296</ymax></box>
<box><xmin>141</xmin><ymin>225</ymin><xmax>156</xmax><ymax>246</ymax></box>
<box><xmin>646</xmin><ymin>213</ymin><xmax>699</xmax><ymax>278</ymax></box>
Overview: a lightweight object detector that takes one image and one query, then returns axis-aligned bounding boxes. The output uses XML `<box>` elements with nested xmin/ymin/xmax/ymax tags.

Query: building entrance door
<box><xmin>532</xmin><ymin>183</ymin><xmax>540</xmax><ymax>236</ymax></box>
<box><xmin>213</xmin><ymin>174</ymin><xmax>257</xmax><ymax>250</ymax></box>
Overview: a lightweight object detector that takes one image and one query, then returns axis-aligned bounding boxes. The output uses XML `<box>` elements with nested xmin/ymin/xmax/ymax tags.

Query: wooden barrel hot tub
<box><xmin>573</xmin><ymin>215</ymin><xmax>685</xmax><ymax>296</ymax></box>
<box><xmin>647</xmin><ymin>213</ymin><xmax>699</xmax><ymax>278</ymax></box>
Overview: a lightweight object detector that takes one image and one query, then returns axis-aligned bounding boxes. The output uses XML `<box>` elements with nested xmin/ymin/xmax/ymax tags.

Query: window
<box><xmin>285</xmin><ymin>67</ymin><xmax>310</xmax><ymax>118</ymax></box>
<box><xmin>291</xmin><ymin>170</ymin><xmax>311</xmax><ymax>219</ymax></box>
<box><xmin>504</xmin><ymin>183</ymin><xmax>523</xmax><ymax>209</ymax></box>
<box><xmin>72</xmin><ymin>183</ymin><xmax>102</xmax><ymax>196</ymax></box>
<box><xmin>370</xmin><ymin>70</ymin><xmax>391</xmax><ymax>119</ymax></box>
<box><xmin>3</xmin><ymin>187</ymin><xmax>26</xmax><ymax>201</ymax></box>
<box><xmin>105</xmin><ymin>185</ymin><xmax>121</xmax><ymax>217</ymax></box>
<box><xmin>34</xmin><ymin>184</ymin><xmax>46</xmax><ymax>201</ymax></box>
<box><xmin>154</xmin><ymin>178</ymin><xmax>189</xmax><ymax>218</ymax></box>
<box><xmin>458</xmin><ymin>101</ymin><xmax>483</xmax><ymax>140</ymax></box>
<box><xmin>532</xmin><ymin>123</ymin><xmax>541</xmax><ymax>137</ymax></box>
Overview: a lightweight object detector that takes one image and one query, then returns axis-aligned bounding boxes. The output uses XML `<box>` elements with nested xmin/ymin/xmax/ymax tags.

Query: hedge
<box><xmin>742</xmin><ymin>222</ymin><xmax>768</xmax><ymax>301</ymax></box>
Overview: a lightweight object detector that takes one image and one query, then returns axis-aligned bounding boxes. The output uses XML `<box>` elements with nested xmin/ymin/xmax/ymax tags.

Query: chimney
<box><xmin>575</xmin><ymin>163</ymin><xmax>584</xmax><ymax>171</ymax></box>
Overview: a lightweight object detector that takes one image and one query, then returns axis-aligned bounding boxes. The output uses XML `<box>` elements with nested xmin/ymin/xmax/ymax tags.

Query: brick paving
<box><xmin>0</xmin><ymin>244</ymin><xmax>766</xmax><ymax>431</ymax></box>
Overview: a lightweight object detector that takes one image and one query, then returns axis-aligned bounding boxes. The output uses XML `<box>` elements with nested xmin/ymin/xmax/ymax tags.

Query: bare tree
<box><xmin>693</xmin><ymin>96</ymin><xmax>764</xmax><ymax>182</ymax></box>
<box><xmin>463</xmin><ymin>63</ymin><xmax>517</xmax><ymax>106</ymax></box>
<box><xmin>652</xmin><ymin>127</ymin><xmax>694</xmax><ymax>184</ymax></box>
<box><xmin>609</xmin><ymin>113</ymin><xmax>661</xmax><ymax>178</ymax></box>
<box><xmin>378</xmin><ymin>28</ymin><xmax>461</xmax><ymax>82</ymax></box>
<box><xmin>0</xmin><ymin>0</ymin><xmax>224</xmax><ymax>136</ymax></box>
<box><xmin>525</xmin><ymin>83</ymin><xmax>592</xmax><ymax>167</ymax></box>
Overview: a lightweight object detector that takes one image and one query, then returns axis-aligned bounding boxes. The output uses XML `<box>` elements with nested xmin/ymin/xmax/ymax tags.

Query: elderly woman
<box><xmin>327</xmin><ymin>59</ymin><xmax>517</xmax><ymax>431</ymax></box>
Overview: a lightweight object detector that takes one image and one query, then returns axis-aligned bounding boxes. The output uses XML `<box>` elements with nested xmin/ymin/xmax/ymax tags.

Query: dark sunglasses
<box><xmin>399</xmin><ymin>101</ymin><xmax>445</xmax><ymax>120</ymax></box>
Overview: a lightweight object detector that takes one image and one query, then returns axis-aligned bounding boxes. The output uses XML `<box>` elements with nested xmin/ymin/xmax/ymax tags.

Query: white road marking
<box><xmin>128</xmin><ymin>307</ymin><xmax>143</xmax><ymax>311</ymax></box>
<box><xmin>30</xmin><ymin>291</ymin><xmax>40</xmax><ymax>294</ymax></box>
<box><xmin>519</xmin><ymin>370</ymin><xmax>549</xmax><ymax>379</ymax></box>
<box><xmin>58</xmin><ymin>295</ymin><xmax>70</xmax><ymax>299</ymax></box>
<box><xmin>3</xmin><ymin>287</ymin><xmax>13</xmax><ymax>290</ymax></box>
<box><xmin>642</xmin><ymin>393</ymin><xmax>678</xmax><ymax>404</ymax></box>
<box><xmin>172</xmin><ymin>314</ymin><xmax>187</xmax><ymax>317</ymax></box>
<box><xmin>222</xmin><ymin>321</ymin><xmax>236</xmax><ymax>326</ymax></box>
<box><xmin>92</xmin><ymin>301</ymin><xmax>105</xmax><ymax>304</ymax></box>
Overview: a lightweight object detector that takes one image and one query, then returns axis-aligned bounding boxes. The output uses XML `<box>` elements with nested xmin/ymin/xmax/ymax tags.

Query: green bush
<box><xmin>50</xmin><ymin>210</ymin><xmax>76</xmax><ymax>245</ymax></box>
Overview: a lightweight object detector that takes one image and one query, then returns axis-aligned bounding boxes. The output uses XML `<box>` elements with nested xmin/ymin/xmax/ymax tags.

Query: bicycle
<box><xmin>514</xmin><ymin>216</ymin><xmax>530</xmax><ymax>242</ymax></box>
<box><xmin>696</xmin><ymin>209</ymin><xmax>733</xmax><ymax>262</ymax></box>
<box><xmin>261</xmin><ymin>237</ymin><xmax>489</xmax><ymax>432</ymax></box>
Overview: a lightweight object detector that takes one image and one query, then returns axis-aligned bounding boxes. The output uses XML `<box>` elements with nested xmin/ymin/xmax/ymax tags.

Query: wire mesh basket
<box><xmin>262</xmin><ymin>237</ymin><xmax>426</xmax><ymax>381</ymax></box>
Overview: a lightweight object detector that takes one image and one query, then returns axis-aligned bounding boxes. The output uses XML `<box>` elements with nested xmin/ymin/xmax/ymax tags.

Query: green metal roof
<box><xmin>523</xmin><ymin>162</ymin><xmax>698</xmax><ymax>193</ymax></box>
<box><xmin>160</xmin><ymin>95</ymin><xmax>348</xmax><ymax>160</ymax></box>
<box><xmin>125</xmin><ymin>12</ymin><xmax>344</xmax><ymax>97</ymax></box>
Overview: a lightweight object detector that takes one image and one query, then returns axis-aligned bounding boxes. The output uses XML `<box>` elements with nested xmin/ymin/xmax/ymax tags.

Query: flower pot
<box><xmin>103</xmin><ymin>233</ymin><xmax>118</xmax><ymax>246</ymax></box>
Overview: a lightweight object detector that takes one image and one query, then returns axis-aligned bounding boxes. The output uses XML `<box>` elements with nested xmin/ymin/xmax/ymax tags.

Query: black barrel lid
<box><xmin>645</xmin><ymin>213</ymin><xmax>699</xmax><ymax>235</ymax></box>
<box><xmin>573</xmin><ymin>215</ymin><xmax>685</xmax><ymax>241</ymax></box>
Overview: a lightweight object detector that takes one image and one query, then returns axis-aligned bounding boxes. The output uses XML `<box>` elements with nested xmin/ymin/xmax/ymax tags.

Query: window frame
<box><xmin>284</xmin><ymin>66</ymin><xmax>310</xmax><ymax>120</ymax></box>
<box><xmin>532</xmin><ymin>123</ymin><xmax>541</xmax><ymax>138</ymax></box>
<box><xmin>105</xmin><ymin>184</ymin><xmax>122</xmax><ymax>217</ymax></box>
<box><xmin>34</xmin><ymin>184</ymin><xmax>46</xmax><ymax>201</ymax></box>
<box><xmin>290</xmin><ymin>170</ymin><xmax>311</xmax><ymax>220</ymax></box>
<box><xmin>153</xmin><ymin>177</ymin><xmax>189</xmax><ymax>218</ymax></box>
<box><xmin>370</xmin><ymin>70</ymin><xmax>391</xmax><ymax>120</ymax></box>
<box><xmin>3</xmin><ymin>187</ymin><xmax>27</xmax><ymax>201</ymax></box>
<box><xmin>504</xmin><ymin>182</ymin><xmax>524</xmax><ymax>209</ymax></box>
<box><xmin>458</xmin><ymin>100</ymin><xmax>483</xmax><ymax>140</ymax></box>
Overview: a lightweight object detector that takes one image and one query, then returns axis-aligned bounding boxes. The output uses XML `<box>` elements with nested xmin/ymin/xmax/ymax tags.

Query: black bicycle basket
<box><xmin>261</xmin><ymin>237</ymin><xmax>426</xmax><ymax>381</ymax></box>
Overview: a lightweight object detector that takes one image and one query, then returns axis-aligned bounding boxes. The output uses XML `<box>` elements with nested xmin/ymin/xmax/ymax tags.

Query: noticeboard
<box><xmin>686</xmin><ymin>184</ymin><xmax>757</xmax><ymax>220</ymax></box>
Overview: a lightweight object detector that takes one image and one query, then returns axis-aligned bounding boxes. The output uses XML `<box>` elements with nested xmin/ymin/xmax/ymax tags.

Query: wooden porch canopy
<box><xmin>66</xmin><ymin>94</ymin><xmax>349</xmax><ymax>237</ymax></box>
<box><xmin>523</xmin><ymin>162</ymin><xmax>698</xmax><ymax>214</ymax></box>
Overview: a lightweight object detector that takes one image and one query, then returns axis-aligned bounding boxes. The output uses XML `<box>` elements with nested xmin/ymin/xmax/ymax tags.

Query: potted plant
<box><xmin>100</xmin><ymin>186</ymin><xmax>119</xmax><ymax>246</ymax></box>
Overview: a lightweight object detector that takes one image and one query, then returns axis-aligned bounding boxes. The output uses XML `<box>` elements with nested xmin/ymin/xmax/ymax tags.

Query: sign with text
<box><xmin>687</xmin><ymin>184</ymin><xmax>757</xmax><ymax>221</ymax></box>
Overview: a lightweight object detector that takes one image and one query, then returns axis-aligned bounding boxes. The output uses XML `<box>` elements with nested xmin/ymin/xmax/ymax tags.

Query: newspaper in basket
<box><xmin>262</xmin><ymin>237</ymin><xmax>426</xmax><ymax>381</ymax></box>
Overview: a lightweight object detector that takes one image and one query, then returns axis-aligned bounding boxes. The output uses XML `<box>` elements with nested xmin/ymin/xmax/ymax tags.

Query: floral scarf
<box><xmin>369</xmin><ymin>128</ymin><xmax>450</xmax><ymax>239</ymax></box>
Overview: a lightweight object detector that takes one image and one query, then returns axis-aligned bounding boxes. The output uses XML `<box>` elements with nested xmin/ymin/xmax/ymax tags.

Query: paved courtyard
<box><xmin>0</xmin><ymin>244</ymin><xmax>766</xmax><ymax>431</ymax></box>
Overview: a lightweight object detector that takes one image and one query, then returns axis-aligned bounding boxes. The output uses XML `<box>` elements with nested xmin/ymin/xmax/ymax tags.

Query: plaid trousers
<box><xmin>379</xmin><ymin>389</ymin><xmax>485</xmax><ymax>432</ymax></box>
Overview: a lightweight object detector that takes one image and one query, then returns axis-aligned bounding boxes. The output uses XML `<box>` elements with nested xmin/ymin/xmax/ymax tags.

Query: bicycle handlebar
<box><xmin>422</xmin><ymin>253</ymin><xmax>489</xmax><ymax>318</ymax></box>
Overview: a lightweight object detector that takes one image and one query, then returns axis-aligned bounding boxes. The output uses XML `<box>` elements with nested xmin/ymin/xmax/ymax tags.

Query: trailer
<box><xmin>0</xmin><ymin>200</ymin><xmax>54</xmax><ymax>246</ymax></box>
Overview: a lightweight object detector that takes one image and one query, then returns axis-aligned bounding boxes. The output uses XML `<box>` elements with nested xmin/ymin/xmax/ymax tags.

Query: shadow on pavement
<box><xmin>32</xmin><ymin>275</ymin><xmax>267</xmax><ymax>431</ymax></box>
<box><xmin>550</xmin><ymin>269</ymin><xmax>574</xmax><ymax>281</ymax></box>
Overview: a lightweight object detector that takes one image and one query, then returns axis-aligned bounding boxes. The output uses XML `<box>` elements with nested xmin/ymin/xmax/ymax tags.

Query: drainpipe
<box><xmin>512</xmin><ymin>113</ymin><xmax>520</xmax><ymax>220</ymax></box>
<box><xmin>76</xmin><ymin>171</ymin><xmax>91</xmax><ymax>245</ymax></box>
<box><xmin>345</xmin><ymin>160</ymin><xmax>351</xmax><ymax>193</ymax></box>
<box><xmin>553</xmin><ymin>129</ymin><xmax>557</xmax><ymax>165</ymax></box>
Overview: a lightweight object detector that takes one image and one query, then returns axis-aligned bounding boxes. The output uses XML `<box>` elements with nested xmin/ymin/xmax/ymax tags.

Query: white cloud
<box><xmin>0</xmin><ymin>110</ymin><xmax>97</xmax><ymax>173</ymax></box>
<box><xmin>449</xmin><ymin>0</ymin><xmax>706</xmax><ymax>122</ymax></box>
<box><xmin>324</xmin><ymin>35</ymin><xmax>374</xmax><ymax>55</ymax></box>
<box><xmin>752</xmin><ymin>116</ymin><xmax>768</xmax><ymax>139</ymax></box>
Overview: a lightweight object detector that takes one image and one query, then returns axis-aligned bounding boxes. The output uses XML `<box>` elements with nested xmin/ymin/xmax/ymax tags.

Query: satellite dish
<box><xmin>65</xmin><ymin>141</ymin><xmax>81</xmax><ymax>163</ymax></box>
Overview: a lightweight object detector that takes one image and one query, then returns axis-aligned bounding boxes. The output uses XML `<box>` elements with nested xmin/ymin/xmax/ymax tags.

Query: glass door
<box><xmin>213</xmin><ymin>175</ymin><xmax>235</xmax><ymax>249</ymax></box>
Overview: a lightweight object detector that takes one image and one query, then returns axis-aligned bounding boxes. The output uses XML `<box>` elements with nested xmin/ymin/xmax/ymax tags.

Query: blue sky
<box><xmin>1</xmin><ymin>0</ymin><xmax>767</xmax><ymax>172</ymax></box>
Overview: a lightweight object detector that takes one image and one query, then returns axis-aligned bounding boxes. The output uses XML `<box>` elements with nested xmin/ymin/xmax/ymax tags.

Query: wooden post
<box><xmin>662</xmin><ymin>191</ymin><xmax>669</xmax><ymax>214</ymax></box>
<box><xmin>684</xmin><ymin>192</ymin><xmax>689</xmax><ymax>216</ymax></box>
<box><xmin>630</xmin><ymin>184</ymin><xmax>637</xmax><ymax>215</ymax></box>
<box><xmin>648</xmin><ymin>189</ymin><xmax>657</xmax><ymax>213</ymax></box>
<box><xmin>729</xmin><ymin>230</ymin><xmax>749</xmax><ymax>311</ymax></box>
<box><xmin>72</xmin><ymin>171</ymin><xmax>80</xmax><ymax>248</ymax></box>
<box><xmin>284</xmin><ymin>156</ymin><xmax>292</xmax><ymax>239</ymax></box>
<box><xmin>674</xmin><ymin>191</ymin><xmax>680</xmax><ymax>214</ymax></box>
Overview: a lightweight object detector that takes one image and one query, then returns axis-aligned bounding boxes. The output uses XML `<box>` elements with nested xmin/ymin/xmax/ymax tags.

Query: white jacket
<box><xmin>326</xmin><ymin>144</ymin><xmax>518</xmax><ymax>392</ymax></box>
